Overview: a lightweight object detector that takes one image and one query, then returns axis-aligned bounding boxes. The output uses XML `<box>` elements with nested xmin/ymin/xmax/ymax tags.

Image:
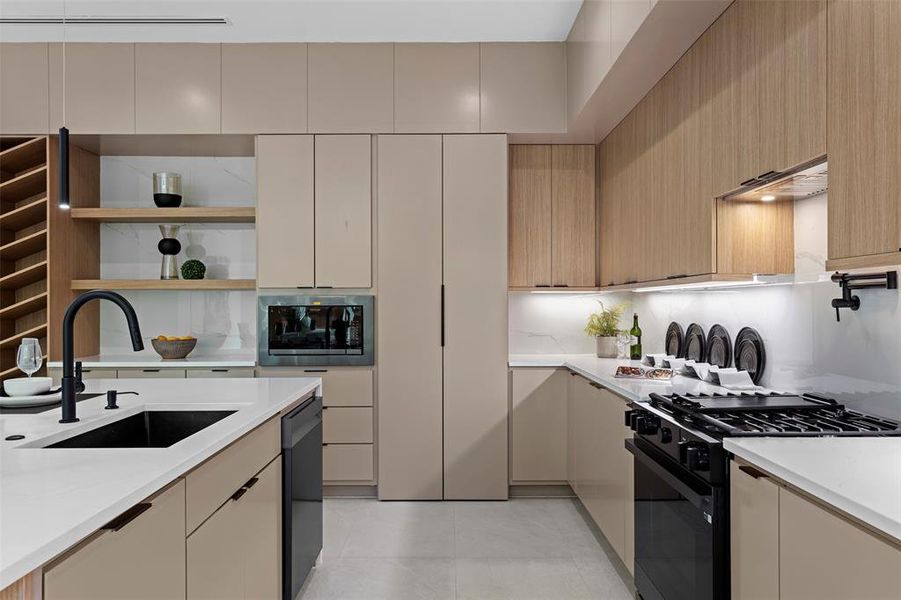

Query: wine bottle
<box><xmin>629</xmin><ymin>313</ymin><xmax>642</xmax><ymax>360</ymax></box>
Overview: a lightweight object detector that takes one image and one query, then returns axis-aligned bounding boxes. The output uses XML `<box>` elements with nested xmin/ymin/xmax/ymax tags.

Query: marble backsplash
<box><xmin>98</xmin><ymin>156</ymin><xmax>257</xmax><ymax>355</ymax></box>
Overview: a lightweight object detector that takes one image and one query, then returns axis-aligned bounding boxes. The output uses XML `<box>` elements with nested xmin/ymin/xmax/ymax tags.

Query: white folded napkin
<box><xmin>715</xmin><ymin>369</ymin><xmax>758</xmax><ymax>390</ymax></box>
<box><xmin>666</xmin><ymin>357</ymin><xmax>687</xmax><ymax>371</ymax></box>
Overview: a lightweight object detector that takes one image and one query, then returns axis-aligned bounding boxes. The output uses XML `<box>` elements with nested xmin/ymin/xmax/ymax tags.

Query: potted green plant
<box><xmin>585</xmin><ymin>301</ymin><xmax>626</xmax><ymax>358</ymax></box>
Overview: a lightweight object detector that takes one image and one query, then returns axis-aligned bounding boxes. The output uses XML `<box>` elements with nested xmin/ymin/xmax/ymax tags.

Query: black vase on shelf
<box><xmin>153</xmin><ymin>172</ymin><xmax>182</xmax><ymax>208</ymax></box>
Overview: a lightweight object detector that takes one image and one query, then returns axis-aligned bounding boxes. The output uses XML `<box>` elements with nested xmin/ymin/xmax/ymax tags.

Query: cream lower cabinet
<box><xmin>730</xmin><ymin>460</ymin><xmax>780</xmax><ymax>600</ymax></box>
<box><xmin>510</xmin><ymin>368</ymin><xmax>568</xmax><ymax>483</ymax></box>
<box><xmin>730</xmin><ymin>459</ymin><xmax>901</xmax><ymax>599</ymax></box>
<box><xmin>779</xmin><ymin>485</ymin><xmax>901</xmax><ymax>600</ymax></box>
<box><xmin>187</xmin><ymin>456</ymin><xmax>281</xmax><ymax>600</ymax></box>
<box><xmin>568</xmin><ymin>375</ymin><xmax>633</xmax><ymax>571</ymax></box>
<box><xmin>44</xmin><ymin>481</ymin><xmax>186</xmax><ymax>600</ymax></box>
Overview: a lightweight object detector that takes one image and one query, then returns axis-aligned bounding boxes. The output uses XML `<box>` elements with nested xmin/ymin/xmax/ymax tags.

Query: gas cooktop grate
<box><xmin>648</xmin><ymin>392</ymin><xmax>901</xmax><ymax>438</ymax></box>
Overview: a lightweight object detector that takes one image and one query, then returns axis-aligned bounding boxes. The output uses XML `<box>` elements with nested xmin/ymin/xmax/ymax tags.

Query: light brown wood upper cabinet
<box><xmin>736</xmin><ymin>0</ymin><xmax>826</xmax><ymax>186</ymax></box>
<box><xmin>779</xmin><ymin>485</ymin><xmax>901</xmax><ymax>599</ymax></box>
<box><xmin>135</xmin><ymin>44</ymin><xmax>221</xmax><ymax>134</ymax></box>
<box><xmin>48</xmin><ymin>43</ymin><xmax>135</xmax><ymax>134</ymax></box>
<box><xmin>394</xmin><ymin>43</ymin><xmax>479</xmax><ymax>133</ymax></box>
<box><xmin>510</xmin><ymin>368</ymin><xmax>568</xmax><ymax>483</ymax></box>
<box><xmin>509</xmin><ymin>144</ymin><xmax>596</xmax><ymax>288</ymax></box>
<box><xmin>256</xmin><ymin>135</ymin><xmax>315</xmax><ymax>288</ymax></box>
<box><xmin>480</xmin><ymin>43</ymin><xmax>566</xmax><ymax>134</ymax></box>
<box><xmin>0</xmin><ymin>43</ymin><xmax>50</xmax><ymax>134</ymax></box>
<box><xmin>827</xmin><ymin>0</ymin><xmax>901</xmax><ymax>268</ymax></box>
<box><xmin>221</xmin><ymin>44</ymin><xmax>306</xmax><ymax>134</ymax></box>
<box><xmin>44</xmin><ymin>481</ymin><xmax>186</xmax><ymax>600</ymax></box>
<box><xmin>307</xmin><ymin>44</ymin><xmax>394</xmax><ymax>133</ymax></box>
<box><xmin>730</xmin><ymin>461</ymin><xmax>780</xmax><ymax>600</ymax></box>
<box><xmin>314</xmin><ymin>135</ymin><xmax>372</xmax><ymax>288</ymax></box>
<box><xmin>187</xmin><ymin>457</ymin><xmax>281</xmax><ymax>600</ymax></box>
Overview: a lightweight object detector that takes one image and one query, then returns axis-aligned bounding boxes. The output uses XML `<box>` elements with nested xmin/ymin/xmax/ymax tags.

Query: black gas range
<box><xmin>625</xmin><ymin>392</ymin><xmax>901</xmax><ymax>600</ymax></box>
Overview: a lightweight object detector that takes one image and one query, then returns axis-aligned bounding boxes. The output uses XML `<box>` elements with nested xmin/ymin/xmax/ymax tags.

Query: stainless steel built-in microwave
<box><xmin>258</xmin><ymin>295</ymin><xmax>374</xmax><ymax>366</ymax></box>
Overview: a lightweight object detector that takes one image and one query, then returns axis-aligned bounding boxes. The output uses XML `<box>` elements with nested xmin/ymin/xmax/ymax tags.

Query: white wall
<box><xmin>510</xmin><ymin>193</ymin><xmax>901</xmax><ymax>420</ymax></box>
<box><xmin>98</xmin><ymin>156</ymin><xmax>257</xmax><ymax>355</ymax></box>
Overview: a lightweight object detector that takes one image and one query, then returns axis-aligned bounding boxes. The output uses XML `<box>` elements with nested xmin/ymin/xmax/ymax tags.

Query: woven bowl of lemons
<box><xmin>151</xmin><ymin>335</ymin><xmax>197</xmax><ymax>360</ymax></box>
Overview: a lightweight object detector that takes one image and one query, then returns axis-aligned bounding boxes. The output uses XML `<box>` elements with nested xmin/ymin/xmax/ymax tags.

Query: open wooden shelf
<box><xmin>0</xmin><ymin>323</ymin><xmax>48</xmax><ymax>350</ymax></box>
<box><xmin>0</xmin><ymin>292</ymin><xmax>48</xmax><ymax>320</ymax></box>
<box><xmin>0</xmin><ymin>229</ymin><xmax>47</xmax><ymax>260</ymax></box>
<box><xmin>0</xmin><ymin>261</ymin><xmax>47</xmax><ymax>290</ymax></box>
<box><xmin>71</xmin><ymin>279</ymin><xmax>256</xmax><ymax>291</ymax></box>
<box><xmin>0</xmin><ymin>355</ymin><xmax>47</xmax><ymax>379</ymax></box>
<box><xmin>70</xmin><ymin>207</ymin><xmax>256</xmax><ymax>223</ymax></box>
<box><xmin>0</xmin><ymin>196</ymin><xmax>47</xmax><ymax>230</ymax></box>
<box><xmin>0</xmin><ymin>136</ymin><xmax>47</xmax><ymax>176</ymax></box>
<box><xmin>0</xmin><ymin>165</ymin><xmax>48</xmax><ymax>205</ymax></box>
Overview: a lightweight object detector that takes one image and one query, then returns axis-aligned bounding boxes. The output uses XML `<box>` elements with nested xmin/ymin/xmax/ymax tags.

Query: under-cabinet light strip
<box><xmin>0</xmin><ymin>17</ymin><xmax>229</xmax><ymax>25</ymax></box>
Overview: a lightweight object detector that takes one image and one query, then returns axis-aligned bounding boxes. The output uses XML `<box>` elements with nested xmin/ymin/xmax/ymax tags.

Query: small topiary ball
<box><xmin>180</xmin><ymin>259</ymin><xmax>206</xmax><ymax>280</ymax></box>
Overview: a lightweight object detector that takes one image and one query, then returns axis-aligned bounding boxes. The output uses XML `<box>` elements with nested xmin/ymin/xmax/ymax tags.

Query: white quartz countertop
<box><xmin>47</xmin><ymin>351</ymin><xmax>257</xmax><ymax>369</ymax></box>
<box><xmin>509</xmin><ymin>353</ymin><xmax>737</xmax><ymax>401</ymax></box>
<box><xmin>0</xmin><ymin>376</ymin><xmax>320</xmax><ymax>589</ymax></box>
<box><xmin>724</xmin><ymin>437</ymin><xmax>901</xmax><ymax>543</ymax></box>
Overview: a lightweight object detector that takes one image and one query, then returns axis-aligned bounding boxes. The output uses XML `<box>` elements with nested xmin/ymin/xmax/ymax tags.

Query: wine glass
<box><xmin>16</xmin><ymin>338</ymin><xmax>42</xmax><ymax>377</ymax></box>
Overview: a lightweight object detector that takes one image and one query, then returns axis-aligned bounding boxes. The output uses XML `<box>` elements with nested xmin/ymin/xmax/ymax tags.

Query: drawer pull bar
<box><xmin>738</xmin><ymin>465</ymin><xmax>768</xmax><ymax>479</ymax></box>
<box><xmin>102</xmin><ymin>502</ymin><xmax>152</xmax><ymax>532</ymax></box>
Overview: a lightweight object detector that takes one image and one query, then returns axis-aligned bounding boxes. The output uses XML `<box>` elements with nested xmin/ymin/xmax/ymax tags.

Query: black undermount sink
<box><xmin>45</xmin><ymin>410</ymin><xmax>236</xmax><ymax>449</ymax></box>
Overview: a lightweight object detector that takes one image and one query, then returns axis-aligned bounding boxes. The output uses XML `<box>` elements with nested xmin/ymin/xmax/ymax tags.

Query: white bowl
<box><xmin>3</xmin><ymin>377</ymin><xmax>53</xmax><ymax>397</ymax></box>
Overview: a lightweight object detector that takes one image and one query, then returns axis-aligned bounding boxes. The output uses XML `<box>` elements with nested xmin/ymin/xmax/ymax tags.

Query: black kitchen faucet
<box><xmin>60</xmin><ymin>291</ymin><xmax>143</xmax><ymax>423</ymax></box>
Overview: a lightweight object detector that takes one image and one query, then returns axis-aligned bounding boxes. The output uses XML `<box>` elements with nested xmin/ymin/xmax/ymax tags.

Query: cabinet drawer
<box><xmin>186</xmin><ymin>367</ymin><xmax>255</xmax><ymax>378</ymax></box>
<box><xmin>44</xmin><ymin>481</ymin><xmax>186</xmax><ymax>600</ymax></box>
<box><xmin>323</xmin><ymin>407</ymin><xmax>373</xmax><ymax>443</ymax></box>
<box><xmin>49</xmin><ymin>367</ymin><xmax>117</xmax><ymax>384</ymax></box>
<box><xmin>305</xmin><ymin>368</ymin><xmax>373</xmax><ymax>406</ymax></box>
<box><xmin>117</xmin><ymin>368</ymin><xmax>187</xmax><ymax>379</ymax></box>
<box><xmin>185</xmin><ymin>417</ymin><xmax>279</xmax><ymax>534</ymax></box>
<box><xmin>323</xmin><ymin>444</ymin><xmax>373</xmax><ymax>482</ymax></box>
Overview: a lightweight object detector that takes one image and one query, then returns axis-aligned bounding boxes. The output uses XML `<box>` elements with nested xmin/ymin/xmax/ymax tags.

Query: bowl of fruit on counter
<box><xmin>151</xmin><ymin>335</ymin><xmax>197</xmax><ymax>360</ymax></box>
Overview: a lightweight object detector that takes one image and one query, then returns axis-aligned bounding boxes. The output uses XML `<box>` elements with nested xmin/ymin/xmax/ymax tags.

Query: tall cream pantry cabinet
<box><xmin>377</xmin><ymin>134</ymin><xmax>508</xmax><ymax>500</ymax></box>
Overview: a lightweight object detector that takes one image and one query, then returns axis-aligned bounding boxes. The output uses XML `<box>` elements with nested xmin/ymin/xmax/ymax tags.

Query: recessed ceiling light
<box><xmin>761</xmin><ymin>194</ymin><xmax>776</xmax><ymax>202</ymax></box>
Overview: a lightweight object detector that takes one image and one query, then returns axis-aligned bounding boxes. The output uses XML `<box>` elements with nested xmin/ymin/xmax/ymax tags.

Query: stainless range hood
<box><xmin>721</xmin><ymin>157</ymin><xmax>828</xmax><ymax>202</ymax></box>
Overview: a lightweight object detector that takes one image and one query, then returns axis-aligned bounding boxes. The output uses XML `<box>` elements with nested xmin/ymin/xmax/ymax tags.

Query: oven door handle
<box><xmin>625</xmin><ymin>438</ymin><xmax>710</xmax><ymax>510</ymax></box>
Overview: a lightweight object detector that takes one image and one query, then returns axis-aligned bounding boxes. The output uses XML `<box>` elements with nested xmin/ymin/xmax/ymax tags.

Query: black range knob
<box><xmin>683</xmin><ymin>443</ymin><xmax>710</xmax><ymax>471</ymax></box>
<box><xmin>635</xmin><ymin>414</ymin><xmax>660</xmax><ymax>436</ymax></box>
<box><xmin>659</xmin><ymin>426</ymin><xmax>673</xmax><ymax>444</ymax></box>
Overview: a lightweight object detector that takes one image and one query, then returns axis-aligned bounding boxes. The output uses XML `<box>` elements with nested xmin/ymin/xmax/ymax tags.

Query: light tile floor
<box><xmin>297</xmin><ymin>498</ymin><xmax>635</xmax><ymax>600</ymax></box>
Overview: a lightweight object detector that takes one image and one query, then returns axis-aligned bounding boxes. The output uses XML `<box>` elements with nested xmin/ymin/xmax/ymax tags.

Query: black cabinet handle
<box><xmin>102</xmin><ymin>503</ymin><xmax>152</xmax><ymax>532</ymax></box>
<box><xmin>553</xmin><ymin>284</ymin><xmax>569</xmax><ymax>288</ymax></box>
<box><xmin>230</xmin><ymin>487</ymin><xmax>248</xmax><ymax>502</ymax></box>
<box><xmin>666</xmin><ymin>274</ymin><xmax>688</xmax><ymax>280</ymax></box>
<box><xmin>244</xmin><ymin>477</ymin><xmax>259</xmax><ymax>490</ymax></box>
<box><xmin>738</xmin><ymin>465</ymin><xmax>768</xmax><ymax>480</ymax></box>
<box><xmin>304</xmin><ymin>369</ymin><xmax>328</xmax><ymax>373</ymax></box>
<box><xmin>535</xmin><ymin>284</ymin><xmax>551</xmax><ymax>288</ymax></box>
<box><xmin>142</xmin><ymin>369</ymin><xmax>160</xmax><ymax>373</ymax></box>
<box><xmin>211</xmin><ymin>369</ymin><xmax>229</xmax><ymax>373</ymax></box>
<box><xmin>440</xmin><ymin>284</ymin><xmax>445</xmax><ymax>347</ymax></box>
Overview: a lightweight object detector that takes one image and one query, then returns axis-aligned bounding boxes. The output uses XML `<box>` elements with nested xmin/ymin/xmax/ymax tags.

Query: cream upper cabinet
<box><xmin>480</xmin><ymin>42</ymin><xmax>566</xmax><ymax>133</ymax></box>
<box><xmin>44</xmin><ymin>481</ymin><xmax>186</xmax><ymax>600</ymax></box>
<box><xmin>221</xmin><ymin>43</ymin><xmax>306</xmax><ymax>134</ymax></box>
<box><xmin>730</xmin><ymin>460</ymin><xmax>780</xmax><ymax>600</ymax></box>
<box><xmin>135</xmin><ymin>44</ymin><xmax>221</xmax><ymax>134</ymax></box>
<box><xmin>510</xmin><ymin>368</ymin><xmax>568</xmax><ymax>483</ymax></box>
<box><xmin>779</xmin><ymin>485</ymin><xmax>901</xmax><ymax>600</ymax></box>
<box><xmin>377</xmin><ymin>134</ymin><xmax>444</xmax><ymax>500</ymax></box>
<box><xmin>394</xmin><ymin>43</ymin><xmax>479</xmax><ymax>133</ymax></box>
<box><xmin>314</xmin><ymin>135</ymin><xmax>372</xmax><ymax>288</ymax></box>
<box><xmin>187</xmin><ymin>457</ymin><xmax>281</xmax><ymax>600</ymax></box>
<box><xmin>443</xmin><ymin>134</ymin><xmax>508</xmax><ymax>500</ymax></box>
<box><xmin>0</xmin><ymin>43</ymin><xmax>50</xmax><ymax>134</ymax></box>
<box><xmin>308</xmin><ymin>44</ymin><xmax>394</xmax><ymax>133</ymax></box>
<box><xmin>49</xmin><ymin>43</ymin><xmax>135</xmax><ymax>134</ymax></box>
<box><xmin>256</xmin><ymin>135</ymin><xmax>315</xmax><ymax>288</ymax></box>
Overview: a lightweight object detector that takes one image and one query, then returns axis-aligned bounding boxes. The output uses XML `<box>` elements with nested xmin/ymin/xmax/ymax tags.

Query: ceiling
<box><xmin>0</xmin><ymin>0</ymin><xmax>583</xmax><ymax>42</ymax></box>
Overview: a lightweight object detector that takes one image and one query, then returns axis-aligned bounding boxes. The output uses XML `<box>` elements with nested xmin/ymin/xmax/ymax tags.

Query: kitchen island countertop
<box><xmin>0</xmin><ymin>376</ymin><xmax>320</xmax><ymax>589</ymax></box>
